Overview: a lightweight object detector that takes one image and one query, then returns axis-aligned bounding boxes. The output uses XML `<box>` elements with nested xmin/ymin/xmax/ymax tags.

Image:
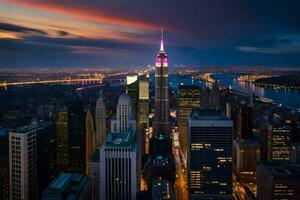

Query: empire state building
<box><xmin>153</xmin><ymin>29</ymin><xmax>170</xmax><ymax>135</ymax></box>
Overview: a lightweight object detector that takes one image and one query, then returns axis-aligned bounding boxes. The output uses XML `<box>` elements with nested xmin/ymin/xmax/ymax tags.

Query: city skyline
<box><xmin>0</xmin><ymin>1</ymin><xmax>300</xmax><ymax>68</ymax></box>
<box><xmin>1</xmin><ymin>2</ymin><xmax>300</xmax><ymax>200</ymax></box>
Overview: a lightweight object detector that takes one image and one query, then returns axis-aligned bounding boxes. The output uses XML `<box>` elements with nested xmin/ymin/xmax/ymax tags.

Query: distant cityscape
<box><xmin>1</xmin><ymin>29</ymin><xmax>300</xmax><ymax>200</ymax></box>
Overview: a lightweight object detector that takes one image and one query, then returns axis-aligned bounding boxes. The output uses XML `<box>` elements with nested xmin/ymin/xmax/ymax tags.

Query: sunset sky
<box><xmin>0</xmin><ymin>0</ymin><xmax>299</xmax><ymax>68</ymax></box>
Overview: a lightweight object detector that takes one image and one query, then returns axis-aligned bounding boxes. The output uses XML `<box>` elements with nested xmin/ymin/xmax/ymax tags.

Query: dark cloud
<box><xmin>0</xmin><ymin>23</ymin><xmax>47</xmax><ymax>35</ymax></box>
<box><xmin>56</xmin><ymin>30</ymin><xmax>69</xmax><ymax>36</ymax></box>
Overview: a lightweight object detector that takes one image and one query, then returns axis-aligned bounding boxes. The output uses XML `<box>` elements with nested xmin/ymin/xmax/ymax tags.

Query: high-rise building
<box><xmin>153</xmin><ymin>29</ymin><xmax>170</xmax><ymax>135</ymax></box>
<box><xmin>90</xmin><ymin>149</ymin><xmax>100</xmax><ymax>200</ymax></box>
<box><xmin>37</xmin><ymin>122</ymin><xmax>57</xmax><ymax>199</ymax></box>
<box><xmin>268</xmin><ymin>124</ymin><xmax>293</xmax><ymax>161</ymax></box>
<box><xmin>237</xmin><ymin>101</ymin><xmax>253</xmax><ymax>139</ymax></box>
<box><xmin>127</xmin><ymin>78</ymin><xmax>139</xmax><ymax>116</ymax></box>
<box><xmin>0</xmin><ymin>128</ymin><xmax>9</xmax><ymax>200</ymax></box>
<box><xmin>178</xmin><ymin>85</ymin><xmax>201</xmax><ymax>164</ymax></box>
<box><xmin>9</xmin><ymin>124</ymin><xmax>39</xmax><ymax>200</ymax></box>
<box><xmin>99</xmin><ymin>130</ymin><xmax>137</xmax><ymax>200</ymax></box>
<box><xmin>210</xmin><ymin>81</ymin><xmax>220</xmax><ymax>108</ymax></box>
<box><xmin>95</xmin><ymin>91</ymin><xmax>106</xmax><ymax>147</ymax></box>
<box><xmin>67</xmin><ymin>101</ymin><xmax>86</xmax><ymax>173</ymax></box>
<box><xmin>56</xmin><ymin>111</ymin><xmax>68</xmax><ymax>173</ymax></box>
<box><xmin>257</xmin><ymin>161</ymin><xmax>300</xmax><ymax>200</ymax></box>
<box><xmin>233</xmin><ymin>139</ymin><xmax>260</xmax><ymax>183</ymax></box>
<box><xmin>111</xmin><ymin>93</ymin><xmax>136</xmax><ymax>133</ymax></box>
<box><xmin>138</xmin><ymin>76</ymin><xmax>149</xmax><ymax>129</ymax></box>
<box><xmin>85</xmin><ymin>109</ymin><xmax>96</xmax><ymax>174</ymax></box>
<box><xmin>187</xmin><ymin>108</ymin><xmax>233</xmax><ymax>199</ymax></box>
<box><xmin>42</xmin><ymin>172</ymin><xmax>92</xmax><ymax>200</ymax></box>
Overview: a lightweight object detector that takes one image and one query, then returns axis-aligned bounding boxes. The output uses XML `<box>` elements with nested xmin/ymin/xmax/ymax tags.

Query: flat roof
<box><xmin>259</xmin><ymin>161</ymin><xmax>300</xmax><ymax>178</ymax></box>
<box><xmin>190</xmin><ymin>108</ymin><xmax>227</xmax><ymax>120</ymax></box>
<box><xmin>105</xmin><ymin>129</ymin><xmax>136</xmax><ymax>148</ymax></box>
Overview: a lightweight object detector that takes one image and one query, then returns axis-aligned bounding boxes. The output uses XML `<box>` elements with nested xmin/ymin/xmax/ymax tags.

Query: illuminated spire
<box><xmin>160</xmin><ymin>27</ymin><xmax>164</xmax><ymax>52</ymax></box>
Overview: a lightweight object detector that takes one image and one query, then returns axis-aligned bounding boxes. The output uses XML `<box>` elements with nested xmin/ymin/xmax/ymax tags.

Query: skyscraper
<box><xmin>36</xmin><ymin>122</ymin><xmax>57</xmax><ymax>199</ymax></box>
<box><xmin>138</xmin><ymin>76</ymin><xmax>149</xmax><ymax>129</ymax></box>
<box><xmin>111</xmin><ymin>93</ymin><xmax>136</xmax><ymax>133</ymax></box>
<box><xmin>127</xmin><ymin>76</ymin><xmax>139</xmax><ymax>116</ymax></box>
<box><xmin>85</xmin><ymin>109</ymin><xmax>96</xmax><ymax>175</ymax></box>
<box><xmin>99</xmin><ymin>130</ymin><xmax>137</xmax><ymax>200</ymax></box>
<box><xmin>153</xmin><ymin>29</ymin><xmax>170</xmax><ymax>135</ymax></box>
<box><xmin>178</xmin><ymin>85</ymin><xmax>201</xmax><ymax>165</ymax></box>
<box><xmin>9</xmin><ymin>124</ymin><xmax>39</xmax><ymax>200</ymax></box>
<box><xmin>95</xmin><ymin>91</ymin><xmax>107</xmax><ymax>147</ymax></box>
<box><xmin>90</xmin><ymin>149</ymin><xmax>100</xmax><ymax>200</ymax></box>
<box><xmin>268</xmin><ymin>124</ymin><xmax>293</xmax><ymax>161</ymax></box>
<box><xmin>0</xmin><ymin>128</ymin><xmax>9</xmax><ymax>200</ymax></box>
<box><xmin>257</xmin><ymin>161</ymin><xmax>300</xmax><ymax>200</ymax></box>
<box><xmin>56</xmin><ymin>111</ymin><xmax>68</xmax><ymax>173</ymax></box>
<box><xmin>187</xmin><ymin>108</ymin><xmax>233</xmax><ymax>199</ymax></box>
<box><xmin>67</xmin><ymin>101</ymin><xmax>86</xmax><ymax>173</ymax></box>
<box><xmin>233</xmin><ymin>138</ymin><xmax>260</xmax><ymax>183</ymax></box>
<box><xmin>237</xmin><ymin>101</ymin><xmax>253</xmax><ymax>139</ymax></box>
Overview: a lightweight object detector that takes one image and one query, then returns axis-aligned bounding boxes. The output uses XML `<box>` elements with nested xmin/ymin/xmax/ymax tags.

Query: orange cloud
<box><xmin>1</xmin><ymin>0</ymin><xmax>159</xmax><ymax>31</ymax></box>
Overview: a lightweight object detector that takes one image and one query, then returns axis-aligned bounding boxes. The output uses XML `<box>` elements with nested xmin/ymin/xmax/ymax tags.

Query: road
<box><xmin>174</xmin><ymin>148</ymin><xmax>188</xmax><ymax>200</ymax></box>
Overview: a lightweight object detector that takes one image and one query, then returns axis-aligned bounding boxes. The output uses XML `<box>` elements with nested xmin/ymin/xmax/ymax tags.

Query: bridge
<box><xmin>0</xmin><ymin>78</ymin><xmax>105</xmax><ymax>90</ymax></box>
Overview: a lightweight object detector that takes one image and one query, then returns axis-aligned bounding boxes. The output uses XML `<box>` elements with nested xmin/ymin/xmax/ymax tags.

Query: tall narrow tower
<box><xmin>153</xmin><ymin>28</ymin><xmax>170</xmax><ymax>135</ymax></box>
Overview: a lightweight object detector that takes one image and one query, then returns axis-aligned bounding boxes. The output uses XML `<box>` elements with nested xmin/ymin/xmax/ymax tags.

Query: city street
<box><xmin>174</xmin><ymin>148</ymin><xmax>188</xmax><ymax>200</ymax></box>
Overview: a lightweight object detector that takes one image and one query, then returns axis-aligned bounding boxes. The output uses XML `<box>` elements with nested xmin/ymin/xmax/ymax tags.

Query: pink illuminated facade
<box><xmin>153</xmin><ymin>29</ymin><xmax>170</xmax><ymax>135</ymax></box>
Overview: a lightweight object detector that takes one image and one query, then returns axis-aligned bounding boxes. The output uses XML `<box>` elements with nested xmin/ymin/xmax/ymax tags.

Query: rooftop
<box><xmin>42</xmin><ymin>172</ymin><xmax>91</xmax><ymax>199</ymax></box>
<box><xmin>104</xmin><ymin>129</ymin><xmax>136</xmax><ymax>148</ymax></box>
<box><xmin>190</xmin><ymin>108</ymin><xmax>227</xmax><ymax>120</ymax></box>
<box><xmin>12</xmin><ymin>122</ymin><xmax>49</xmax><ymax>134</ymax></box>
<box><xmin>259</xmin><ymin>161</ymin><xmax>300</xmax><ymax>179</ymax></box>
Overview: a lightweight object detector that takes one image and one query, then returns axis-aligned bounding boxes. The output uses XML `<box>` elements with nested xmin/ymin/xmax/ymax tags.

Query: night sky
<box><xmin>0</xmin><ymin>0</ymin><xmax>299</xmax><ymax>68</ymax></box>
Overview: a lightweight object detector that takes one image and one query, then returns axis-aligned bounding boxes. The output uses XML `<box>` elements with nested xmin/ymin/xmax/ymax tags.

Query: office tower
<box><xmin>42</xmin><ymin>172</ymin><xmax>92</xmax><ymax>200</ymax></box>
<box><xmin>257</xmin><ymin>161</ymin><xmax>300</xmax><ymax>200</ymax></box>
<box><xmin>151</xmin><ymin>178</ymin><xmax>175</xmax><ymax>200</ymax></box>
<box><xmin>138</xmin><ymin>76</ymin><xmax>149</xmax><ymax>128</ymax></box>
<box><xmin>99</xmin><ymin>130</ymin><xmax>137</xmax><ymax>200</ymax></box>
<box><xmin>127</xmin><ymin>77</ymin><xmax>139</xmax><ymax>115</ymax></box>
<box><xmin>0</xmin><ymin>128</ymin><xmax>9</xmax><ymax>200</ymax></box>
<box><xmin>37</xmin><ymin>122</ymin><xmax>56</xmax><ymax>199</ymax></box>
<box><xmin>85</xmin><ymin>109</ymin><xmax>96</xmax><ymax>174</ymax></box>
<box><xmin>237</xmin><ymin>101</ymin><xmax>253</xmax><ymax>139</ymax></box>
<box><xmin>111</xmin><ymin>93</ymin><xmax>136</xmax><ymax>133</ymax></box>
<box><xmin>210</xmin><ymin>81</ymin><xmax>220</xmax><ymax>108</ymax></box>
<box><xmin>9</xmin><ymin>125</ymin><xmax>39</xmax><ymax>200</ymax></box>
<box><xmin>268</xmin><ymin>124</ymin><xmax>293</xmax><ymax>161</ymax></box>
<box><xmin>90</xmin><ymin>149</ymin><xmax>100</xmax><ymax>200</ymax></box>
<box><xmin>178</xmin><ymin>85</ymin><xmax>201</xmax><ymax>164</ymax></box>
<box><xmin>153</xmin><ymin>29</ymin><xmax>170</xmax><ymax>135</ymax></box>
<box><xmin>233</xmin><ymin>139</ymin><xmax>260</xmax><ymax>183</ymax></box>
<box><xmin>67</xmin><ymin>101</ymin><xmax>86</xmax><ymax>173</ymax></box>
<box><xmin>56</xmin><ymin>111</ymin><xmax>68</xmax><ymax>173</ymax></box>
<box><xmin>95</xmin><ymin>91</ymin><xmax>106</xmax><ymax>147</ymax></box>
<box><xmin>187</xmin><ymin>108</ymin><xmax>233</xmax><ymax>200</ymax></box>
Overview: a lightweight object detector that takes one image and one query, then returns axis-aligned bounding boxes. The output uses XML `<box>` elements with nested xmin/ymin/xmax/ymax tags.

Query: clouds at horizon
<box><xmin>0</xmin><ymin>0</ymin><xmax>300</xmax><ymax>68</ymax></box>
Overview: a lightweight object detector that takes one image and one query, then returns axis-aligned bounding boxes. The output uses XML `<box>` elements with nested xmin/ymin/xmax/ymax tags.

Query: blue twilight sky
<box><xmin>0</xmin><ymin>0</ymin><xmax>299</xmax><ymax>68</ymax></box>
